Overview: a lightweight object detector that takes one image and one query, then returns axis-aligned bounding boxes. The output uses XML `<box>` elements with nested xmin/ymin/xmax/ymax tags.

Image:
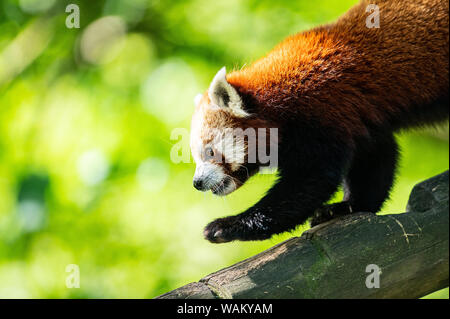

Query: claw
<box><xmin>203</xmin><ymin>223</ymin><xmax>232</xmax><ymax>243</ymax></box>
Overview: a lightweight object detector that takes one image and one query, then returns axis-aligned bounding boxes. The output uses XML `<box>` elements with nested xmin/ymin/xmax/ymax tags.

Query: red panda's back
<box><xmin>228</xmin><ymin>0</ymin><xmax>449</xmax><ymax>131</ymax></box>
<box><xmin>335</xmin><ymin>0</ymin><xmax>449</xmax><ymax>126</ymax></box>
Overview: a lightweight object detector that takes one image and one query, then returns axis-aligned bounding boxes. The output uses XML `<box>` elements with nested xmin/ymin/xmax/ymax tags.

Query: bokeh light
<box><xmin>141</xmin><ymin>59</ymin><xmax>200</xmax><ymax>124</ymax></box>
<box><xmin>80</xmin><ymin>16</ymin><xmax>126</xmax><ymax>65</ymax></box>
<box><xmin>77</xmin><ymin>149</ymin><xmax>110</xmax><ymax>186</ymax></box>
<box><xmin>19</xmin><ymin>0</ymin><xmax>56</xmax><ymax>14</ymax></box>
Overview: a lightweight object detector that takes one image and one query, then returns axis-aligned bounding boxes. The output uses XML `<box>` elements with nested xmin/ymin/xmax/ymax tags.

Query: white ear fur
<box><xmin>208</xmin><ymin>67</ymin><xmax>249</xmax><ymax>117</ymax></box>
<box><xmin>194</xmin><ymin>93</ymin><xmax>203</xmax><ymax>106</ymax></box>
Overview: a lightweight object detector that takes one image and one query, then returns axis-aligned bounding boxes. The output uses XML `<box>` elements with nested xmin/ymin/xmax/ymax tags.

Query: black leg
<box><xmin>203</xmin><ymin>135</ymin><xmax>350</xmax><ymax>243</ymax></box>
<box><xmin>345</xmin><ymin>132</ymin><xmax>399</xmax><ymax>213</ymax></box>
<box><xmin>204</xmin><ymin>171</ymin><xmax>343</xmax><ymax>242</ymax></box>
<box><xmin>310</xmin><ymin>132</ymin><xmax>399</xmax><ymax>227</ymax></box>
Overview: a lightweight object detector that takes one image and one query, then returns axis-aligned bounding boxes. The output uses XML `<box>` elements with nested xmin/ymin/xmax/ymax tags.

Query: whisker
<box><xmin>222</xmin><ymin>173</ymin><xmax>239</xmax><ymax>192</ymax></box>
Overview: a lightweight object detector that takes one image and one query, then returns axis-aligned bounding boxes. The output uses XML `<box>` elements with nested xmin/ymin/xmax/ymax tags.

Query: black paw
<box><xmin>310</xmin><ymin>201</ymin><xmax>353</xmax><ymax>227</ymax></box>
<box><xmin>203</xmin><ymin>216</ymin><xmax>240</xmax><ymax>243</ymax></box>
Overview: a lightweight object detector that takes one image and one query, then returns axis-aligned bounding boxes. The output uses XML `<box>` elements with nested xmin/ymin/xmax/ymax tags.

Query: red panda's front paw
<box><xmin>203</xmin><ymin>217</ymin><xmax>240</xmax><ymax>243</ymax></box>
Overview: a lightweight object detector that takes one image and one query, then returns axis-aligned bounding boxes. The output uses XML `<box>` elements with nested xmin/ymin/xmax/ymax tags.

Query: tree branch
<box><xmin>156</xmin><ymin>171</ymin><xmax>449</xmax><ymax>299</ymax></box>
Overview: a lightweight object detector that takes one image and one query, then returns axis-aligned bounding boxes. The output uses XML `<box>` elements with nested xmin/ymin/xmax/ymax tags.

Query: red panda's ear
<box><xmin>208</xmin><ymin>67</ymin><xmax>250</xmax><ymax>118</ymax></box>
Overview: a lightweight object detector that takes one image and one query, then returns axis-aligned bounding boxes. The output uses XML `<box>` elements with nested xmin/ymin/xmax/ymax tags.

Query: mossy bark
<box><xmin>157</xmin><ymin>171</ymin><xmax>449</xmax><ymax>299</ymax></box>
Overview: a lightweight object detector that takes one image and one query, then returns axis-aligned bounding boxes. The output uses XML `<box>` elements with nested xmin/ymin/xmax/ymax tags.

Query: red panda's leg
<box><xmin>203</xmin><ymin>175</ymin><xmax>342</xmax><ymax>242</ymax></box>
<box><xmin>310</xmin><ymin>132</ymin><xmax>399</xmax><ymax>226</ymax></box>
<box><xmin>203</xmin><ymin>142</ymin><xmax>349</xmax><ymax>243</ymax></box>
<box><xmin>344</xmin><ymin>132</ymin><xmax>399</xmax><ymax>213</ymax></box>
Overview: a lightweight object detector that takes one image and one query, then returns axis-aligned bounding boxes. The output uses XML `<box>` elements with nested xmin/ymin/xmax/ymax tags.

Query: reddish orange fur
<box><xmin>226</xmin><ymin>0</ymin><xmax>449</xmax><ymax>140</ymax></box>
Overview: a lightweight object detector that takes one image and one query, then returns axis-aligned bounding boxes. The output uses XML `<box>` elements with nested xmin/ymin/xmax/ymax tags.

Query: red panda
<box><xmin>190</xmin><ymin>0</ymin><xmax>449</xmax><ymax>243</ymax></box>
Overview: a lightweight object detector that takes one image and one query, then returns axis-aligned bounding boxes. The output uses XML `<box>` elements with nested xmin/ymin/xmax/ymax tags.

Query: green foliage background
<box><xmin>0</xmin><ymin>0</ymin><xmax>448</xmax><ymax>298</ymax></box>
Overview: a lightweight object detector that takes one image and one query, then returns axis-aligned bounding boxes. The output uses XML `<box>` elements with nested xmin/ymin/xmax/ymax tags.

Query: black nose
<box><xmin>193</xmin><ymin>179</ymin><xmax>204</xmax><ymax>190</ymax></box>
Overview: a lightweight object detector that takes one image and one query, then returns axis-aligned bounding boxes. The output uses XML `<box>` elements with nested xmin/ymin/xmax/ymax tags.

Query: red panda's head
<box><xmin>190</xmin><ymin>67</ymin><xmax>265</xmax><ymax>196</ymax></box>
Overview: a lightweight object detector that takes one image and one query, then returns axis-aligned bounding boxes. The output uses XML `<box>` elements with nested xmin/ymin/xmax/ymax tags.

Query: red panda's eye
<box><xmin>205</xmin><ymin>147</ymin><xmax>214</xmax><ymax>159</ymax></box>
